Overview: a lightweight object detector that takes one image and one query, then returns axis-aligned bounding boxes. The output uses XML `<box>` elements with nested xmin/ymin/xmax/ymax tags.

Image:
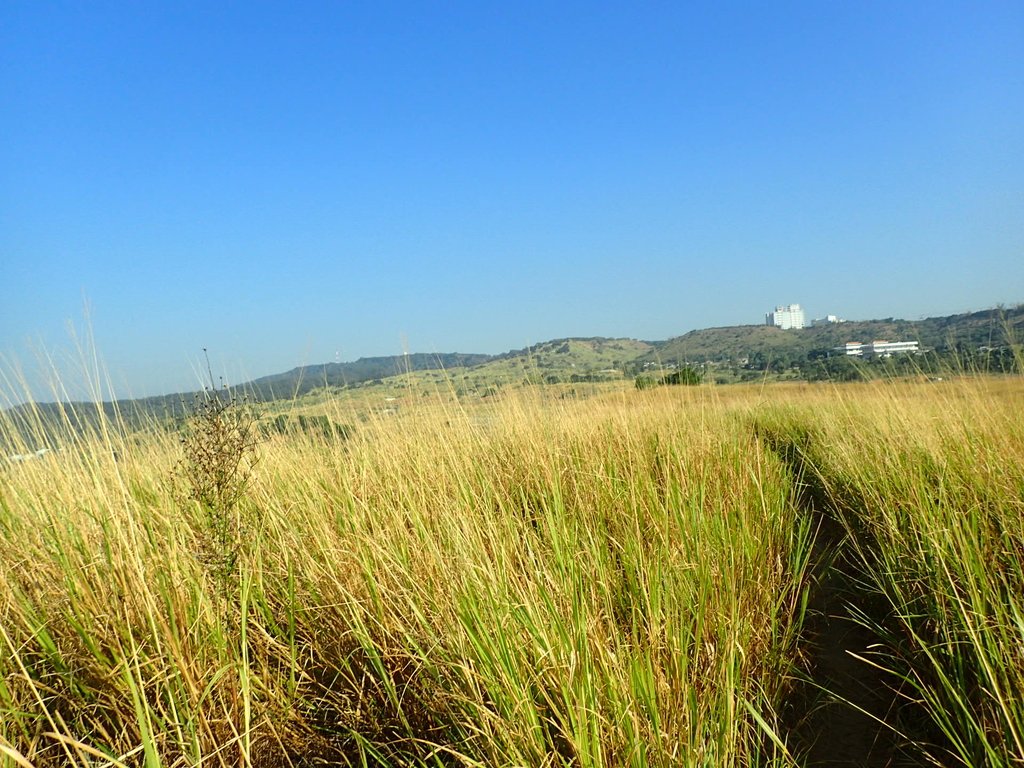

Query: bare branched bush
<box><xmin>177</xmin><ymin>383</ymin><xmax>261</xmax><ymax>606</ymax></box>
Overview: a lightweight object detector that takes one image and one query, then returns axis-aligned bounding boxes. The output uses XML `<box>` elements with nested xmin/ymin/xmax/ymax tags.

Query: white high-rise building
<box><xmin>766</xmin><ymin>304</ymin><xmax>806</xmax><ymax>330</ymax></box>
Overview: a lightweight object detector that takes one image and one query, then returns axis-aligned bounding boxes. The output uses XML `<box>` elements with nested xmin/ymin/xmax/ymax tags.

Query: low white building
<box><xmin>833</xmin><ymin>340</ymin><xmax>919</xmax><ymax>357</ymax></box>
<box><xmin>812</xmin><ymin>315</ymin><xmax>844</xmax><ymax>326</ymax></box>
<box><xmin>864</xmin><ymin>340</ymin><xmax>919</xmax><ymax>357</ymax></box>
<box><xmin>766</xmin><ymin>304</ymin><xmax>806</xmax><ymax>330</ymax></box>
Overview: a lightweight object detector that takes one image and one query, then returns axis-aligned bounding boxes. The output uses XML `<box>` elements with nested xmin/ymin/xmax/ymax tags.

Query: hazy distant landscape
<box><xmin>203</xmin><ymin>304</ymin><xmax>1024</xmax><ymax>398</ymax></box>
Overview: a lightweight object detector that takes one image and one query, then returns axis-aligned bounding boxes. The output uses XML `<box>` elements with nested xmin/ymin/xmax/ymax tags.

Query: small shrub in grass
<box><xmin>176</xmin><ymin>385</ymin><xmax>261</xmax><ymax>607</ymax></box>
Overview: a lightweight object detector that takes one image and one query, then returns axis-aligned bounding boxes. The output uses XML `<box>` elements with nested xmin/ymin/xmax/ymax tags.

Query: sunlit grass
<box><xmin>757</xmin><ymin>376</ymin><xmax>1024</xmax><ymax>766</ymax></box>
<box><xmin>0</xmin><ymin>383</ymin><xmax>813</xmax><ymax>767</ymax></box>
<box><xmin>1</xmin><ymin>374</ymin><xmax>1022</xmax><ymax>766</ymax></box>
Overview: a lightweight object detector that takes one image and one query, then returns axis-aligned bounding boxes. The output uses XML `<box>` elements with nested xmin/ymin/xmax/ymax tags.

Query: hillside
<box><xmin>245</xmin><ymin>352</ymin><xmax>494</xmax><ymax>399</ymax></box>
<box><xmin>0</xmin><ymin>353</ymin><xmax>493</xmax><ymax>451</ymax></box>
<box><xmin>477</xmin><ymin>337</ymin><xmax>655</xmax><ymax>382</ymax></box>
<box><xmin>645</xmin><ymin>305</ymin><xmax>1024</xmax><ymax>367</ymax></box>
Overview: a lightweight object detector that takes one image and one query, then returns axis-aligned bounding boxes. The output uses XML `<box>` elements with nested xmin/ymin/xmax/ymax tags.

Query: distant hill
<box><xmin>644</xmin><ymin>306</ymin><xmax>1024</xmax><ymax>367</ymax></box>
<box><xmin>912</xmin><ymin>306</ymin><xmax>1024</xmax><ymax>348</ymax></box>
<box><xmin>245</xmin><ymin>352</ymin><xmax>494</xmax><ymax>399</ymax></box>
<box><xmin>0</xmin><ymin>352</ymin><xmax>492</xmax><ymax>452</ymax></box>
<box><xmin>479</xmin><ymin>337</ymin><xmax>654</xmax><ymax>381</ymax></box>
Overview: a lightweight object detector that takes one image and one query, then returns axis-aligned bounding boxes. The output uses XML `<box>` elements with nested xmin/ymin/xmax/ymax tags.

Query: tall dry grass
<box><xmin>0</xmin><ymin>385</ymin><xmax>810</xmax><ymax>767</ymax></box>
<box><xmin>760</xmin><ymin>377</ymin><xmax>1024</xmax><ymax>766</ymax></box>
<box><xmin>6</xmin><ymin>372</ymin><xmax>1020</xmax><ymax>767</ymax></box>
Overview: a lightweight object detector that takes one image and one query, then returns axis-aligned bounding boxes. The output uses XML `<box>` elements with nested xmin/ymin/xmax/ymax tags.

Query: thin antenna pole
<box><xmin>203</xmin><ymin>348</ymin><xmax>215</xmax><ymax>393</ymax></box>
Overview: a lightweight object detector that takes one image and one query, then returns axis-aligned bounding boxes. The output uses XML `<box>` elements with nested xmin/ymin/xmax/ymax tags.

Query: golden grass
<box><xmin>1</xmin><ymin>375</ymin><xmax>1022</xmax><ymax>766</ymax></box>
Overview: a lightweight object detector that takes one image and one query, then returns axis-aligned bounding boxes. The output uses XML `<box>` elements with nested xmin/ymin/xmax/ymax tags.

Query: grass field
<box><xmin>1</xmin><ymin>374</ymin><xmax>1022</xmax><ymax>767</ymax></box>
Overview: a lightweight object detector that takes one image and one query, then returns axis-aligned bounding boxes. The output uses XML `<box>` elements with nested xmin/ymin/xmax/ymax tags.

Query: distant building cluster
<box><xmin>762</xmin><ymin>304</ymin><xmax>918</xmax><ymax>361</ymax></box>
<box><xmin>834</xmin><ymin>340</ymin><xmax>920</xmax><ymax>357</ymax></box>
<box><xmin>766</xmin><ymin>304</ymin><xmax>806</xmax><ymax>330</ymax></box>
<box><xmin>766</xmin><ymin>304</ymin><xmax>846</xmax><ymax>330</ymax></box>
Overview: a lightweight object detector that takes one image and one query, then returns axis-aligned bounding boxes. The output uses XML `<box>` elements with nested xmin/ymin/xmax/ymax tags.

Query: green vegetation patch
<box><xmin>263</xmin><ymin>413</ymin><xmax>353</xmax><ymax>441</ymax></box>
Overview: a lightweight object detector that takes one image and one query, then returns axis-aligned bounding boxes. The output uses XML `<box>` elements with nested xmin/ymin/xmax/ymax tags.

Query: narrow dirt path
<box><xmin>792</xmin><ymin>512</ymin><xmax>904</xmax><ymax>767</ymax></box>
<box><xmin>760</xmin><ymin>430</ymin><xmax>937</xmax><ymax>767</ymax></box>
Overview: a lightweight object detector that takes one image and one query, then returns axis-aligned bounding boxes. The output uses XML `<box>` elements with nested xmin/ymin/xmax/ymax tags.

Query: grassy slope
<box><xmin>482</xmin><ymin>338</ymin><xmax>654</xmax><ymax>379</ymax></box>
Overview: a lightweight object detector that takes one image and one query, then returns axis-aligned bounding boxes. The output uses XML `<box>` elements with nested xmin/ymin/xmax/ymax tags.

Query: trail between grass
<box><xmin>761</xmin><ymin>431</ymin><xmax>917</xmax><ymax>767</ymax></box>
<box><xmin>790</xmin><ymin>510</ymin><xmax>903</xmax><ymax>767</ymax></box>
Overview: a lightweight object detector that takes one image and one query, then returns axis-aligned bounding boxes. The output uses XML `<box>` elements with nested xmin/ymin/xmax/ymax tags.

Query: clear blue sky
<box><xmin>2</xmin><ymin>2</ymin><xmax>1022</xmax><ymax>400</ymax></box>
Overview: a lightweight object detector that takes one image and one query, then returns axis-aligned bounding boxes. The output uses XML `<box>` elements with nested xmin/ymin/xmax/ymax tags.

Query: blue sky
<box><xmin>2</xmin><ymin>2</ymin><xmax>1022</xmax><ymax>399</ymax></box>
